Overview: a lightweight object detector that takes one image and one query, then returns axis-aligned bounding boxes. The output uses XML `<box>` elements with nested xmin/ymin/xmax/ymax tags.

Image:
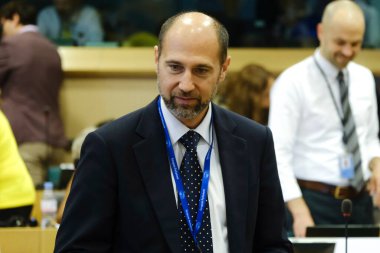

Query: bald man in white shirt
<box><xmin>269</xmin><ymin>0</ymin><xmax>380</xmax><ymax>237</ymax></box>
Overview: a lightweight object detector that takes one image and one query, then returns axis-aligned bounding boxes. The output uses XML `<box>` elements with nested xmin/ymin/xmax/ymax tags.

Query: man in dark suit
<box><xmin>0</xmin><ymin>0</ymin><xmax>68</xmax><ymax>187</ymax></box>
<box><xmin>55</xmin><ymin>11</ymin><xmax>292</xmax><ymax>253</ymax></box>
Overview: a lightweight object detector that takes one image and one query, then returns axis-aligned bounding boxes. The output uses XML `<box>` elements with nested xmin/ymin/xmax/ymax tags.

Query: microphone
<box><xmin>341</xmin><ymin>199</ymin><xmax>352</xmax><ymax>218</ymax></box>
<box><xmin>341</xmin><ymin>199</ymin><xmax>352</xmax><ymax>253</ymax></box>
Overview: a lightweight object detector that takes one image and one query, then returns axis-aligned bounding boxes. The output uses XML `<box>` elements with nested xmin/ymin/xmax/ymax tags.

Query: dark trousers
<box><xmin>0</xmin><ymin>205</ymin><xmax>33</xmax><ymax>227</ymax></box>
<box><xmin>286</xmin><ymin>188</ymin><xmax>374</xmax><ymax>236</ymax></box>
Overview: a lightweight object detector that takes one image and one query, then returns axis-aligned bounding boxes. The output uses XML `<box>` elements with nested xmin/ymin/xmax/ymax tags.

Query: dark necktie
<box><xmin>338</xmin><ymin>71</ymin><xmax>364</xmax><ymax>191</ymax></box>
<box><xmin>178</xmin><ymin>131</ymin><xmax>213</xmax><ymax>253</ymax></box>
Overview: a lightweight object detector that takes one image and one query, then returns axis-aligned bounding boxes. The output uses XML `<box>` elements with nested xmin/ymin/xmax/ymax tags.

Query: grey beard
<box><xmin>162</xmin><ymin>95</ymin><xmax>209</xmax><ymax>120</ymax></box>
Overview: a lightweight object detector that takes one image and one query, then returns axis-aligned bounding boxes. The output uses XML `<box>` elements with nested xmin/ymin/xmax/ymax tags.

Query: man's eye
<box><xmin>336</xmin><ymin>40</ymin><xmax>345</xmax><ymax>46</ymax></box>
<box><xmin>168</xmin><ymin>64</ymin><xmax>183</xmax><ymax>72</ymax></box>
<box><xmin>194</xmin><ymin>68</ymin><xmax>209</xmax><ymax>75</ymax></box>
<box><xmin>351</xmin><ymin>42</ymin><xmax>360</xmax><ymax>48</ymax></box>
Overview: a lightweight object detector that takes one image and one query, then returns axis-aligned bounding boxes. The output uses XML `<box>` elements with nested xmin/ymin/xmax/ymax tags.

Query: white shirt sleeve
<box><xmin>268</xmin><ymin>68</ymin><xmax>303</xmax><ymax>202</ymax></box>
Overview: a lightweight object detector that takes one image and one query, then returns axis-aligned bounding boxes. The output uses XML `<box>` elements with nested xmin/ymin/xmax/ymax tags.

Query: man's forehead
<box><xmin>179</xmin><ymin>15</ymin><xmax>213</xmax><ymax>30</ymax></box>
<box><xmin>327</xmin><ymin>21</ymin><xmax>364</xmax><ymax>40</ymax></box>
<box><xmin>177</xmin><ymin>12</ymin><xmax>213</xmax><ymax>26</ymax></box>
<box><xmin>159</xmin><ymin>44</ymin><xmax>221</xmax><ymax>68</ymax></box>
<box><xmin>167</xmin><ymin>13</ymin><xmax>215</xmax><ymax>37</ymax></box>
<box><xmin>162</xmin><ymin>25</ymin><xmax>218</xmax><ymax>51</ymax></box>
<box><xmin>163</xmin><ymin>59</ymin><xmax>214</xmax><ymax>68</ymax></box>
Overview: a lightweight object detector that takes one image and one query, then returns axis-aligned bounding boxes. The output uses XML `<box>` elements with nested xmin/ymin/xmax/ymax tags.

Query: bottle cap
<box><xmin>44</xmin><ymin>181</ymin><xmax>54</xmax><ymax>190</ymax></box>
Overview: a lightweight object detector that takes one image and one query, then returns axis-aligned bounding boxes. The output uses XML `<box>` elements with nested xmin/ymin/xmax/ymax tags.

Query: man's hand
<box><xmin>287</xmin><ymin>198</ymin><xmax>315</xmax><ymax>237</ymax></box>
<box><xmin>368</xmin><ymin>157</ymin><xmax>380</xmax><ymax>207</ymax></box>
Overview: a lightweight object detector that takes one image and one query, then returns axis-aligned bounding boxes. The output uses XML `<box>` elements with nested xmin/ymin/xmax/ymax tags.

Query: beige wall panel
<box><xmin>57</xmin><ymin>47</ymin><xmax>380</xmax><ymax>139</ymax></box>
<box><xmin>60</xmin><ymin>77</ymin><xmax>157</xmax><ymax>138</ymax></box>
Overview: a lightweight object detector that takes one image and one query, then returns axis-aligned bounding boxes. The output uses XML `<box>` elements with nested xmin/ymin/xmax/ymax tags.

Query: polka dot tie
<box><xmin>178</xmin><ymin>131</ymin><xmax>213</xmax><ymax>253</ymax></box>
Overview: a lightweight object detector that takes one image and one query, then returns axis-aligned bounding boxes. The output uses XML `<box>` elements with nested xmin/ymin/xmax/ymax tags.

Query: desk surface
<box><xmin>0</xmin><ymin>227</ymin><xmax>57</xmax><ymax>253</ymax></box>
<box><xmin>291</xmin><ymin>237</ymin><xmax>380</xmax><ymax>253</ymax></box>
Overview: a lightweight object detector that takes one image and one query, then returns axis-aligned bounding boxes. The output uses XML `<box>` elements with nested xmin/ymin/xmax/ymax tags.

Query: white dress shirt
<box><xmin>268</xmin><ymin>50</ymin><xmax>380</xmax><ymax>202</ymax></box>
<box><xmin>160</xmin><ymin>97</ymin><xmax>229</xmax><ymax>253</ymax></box>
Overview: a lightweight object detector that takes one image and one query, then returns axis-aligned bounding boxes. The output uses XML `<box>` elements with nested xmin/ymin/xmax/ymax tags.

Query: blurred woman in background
<box><xmin>216</xmin><ymin>63</ymin><xmax>275</xmax><ymax>125</ymax></box>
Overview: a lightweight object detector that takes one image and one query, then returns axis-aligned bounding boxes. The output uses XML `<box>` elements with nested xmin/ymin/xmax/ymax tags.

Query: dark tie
<box><xmin>338</xmin><ymin>71</ymin><xmax>364</xmax><ymax>191</ymax></box>
<box><xmin>178</xmin><ymin>131</ymin><xmax>213</xmax><ymax>253</ymax></box>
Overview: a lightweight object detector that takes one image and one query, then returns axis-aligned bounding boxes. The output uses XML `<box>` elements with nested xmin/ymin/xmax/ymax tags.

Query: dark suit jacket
<box><xmin>55</xmin><ymin>97</ymin><xmax>292</xmax><ymax>253</ymax></box>
<box><xmin>0</xmin><ymin>30</ymin><xmax>67</xmax><ymax>147</ymax></box>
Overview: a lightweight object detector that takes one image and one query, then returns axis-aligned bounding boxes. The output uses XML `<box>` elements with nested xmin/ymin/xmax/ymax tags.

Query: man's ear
<box><xmin>154</xmin><ymin>46</ymin><xmax>160</xmax><ymax>63</ymax></box>
<box><xmin>316</xmin><ymin>23</ymin><xmax>323</xmax><ymax>42</ymax></box>
<box><xmin>219</xmin><ymin>56</ymin><xmax>231</xmax><ymax>82</ymax></box>
<box><xmin>154</xmin><ymin>45</ymin><xmax>159</xmax><ymax>73</ymax></box>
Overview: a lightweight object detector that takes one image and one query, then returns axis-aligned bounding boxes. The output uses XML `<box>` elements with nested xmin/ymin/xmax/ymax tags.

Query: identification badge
<box><xmin>339</xmin><ymin>153</ymin><xmax>354</xmax><ymax>179</ymax></box>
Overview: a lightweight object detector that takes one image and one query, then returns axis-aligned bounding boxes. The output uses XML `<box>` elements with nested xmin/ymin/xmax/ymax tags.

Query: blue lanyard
<box><xmin>157</xmin><ymin>98</ymin><xmax>213</xmax><ymax>247</ymax></box>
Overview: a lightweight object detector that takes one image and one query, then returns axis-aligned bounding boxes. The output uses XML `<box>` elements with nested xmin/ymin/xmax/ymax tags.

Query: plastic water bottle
<box><xmin>40</xmin><ymin>181</ymin><xmax>58</xmax><ymax>228</ymax></box>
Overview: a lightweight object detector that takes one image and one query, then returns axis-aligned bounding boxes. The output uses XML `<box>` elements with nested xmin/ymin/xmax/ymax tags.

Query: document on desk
<box><xmin>290</xmin><ymin>237</ymin><xmax>380</xmax><ymax>253</ymax></box>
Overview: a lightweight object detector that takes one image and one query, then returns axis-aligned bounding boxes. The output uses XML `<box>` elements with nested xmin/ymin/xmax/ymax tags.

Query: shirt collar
<box><xmin>18</xmin><ymin>25</ymin><xmax>39</xmax><ymax>34</ymax></box>
<box><xmin>159</xmin><ymin>96</ymin><xmax>212</xmax><ymax>145</ymax></box>
<box><xmin>315</xmin><ymin>49</ymin><xmax>348</xmax><ymax>81</ymax></box>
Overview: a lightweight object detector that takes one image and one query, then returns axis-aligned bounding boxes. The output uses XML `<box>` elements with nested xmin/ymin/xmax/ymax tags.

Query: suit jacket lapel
<box><xmin>213</xmin><ymin>105</ymin><xmax>249</xmax><ymax>253</ymax></box>
<box><xmin>133</xmin><ymin>98</ymin><xmax>181</xmax><ymax>253</ymax></box>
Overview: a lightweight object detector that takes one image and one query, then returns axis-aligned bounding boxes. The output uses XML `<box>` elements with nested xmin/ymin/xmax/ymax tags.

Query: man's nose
<box><xmin>178</xmin><ymin>70</ymin><xmax>195</xmax><ymax>92</ymax></box>
<box><xmin>342</xmin><ymin>45</ymin><xmax>354</xmax><ymax>57</ymax></box>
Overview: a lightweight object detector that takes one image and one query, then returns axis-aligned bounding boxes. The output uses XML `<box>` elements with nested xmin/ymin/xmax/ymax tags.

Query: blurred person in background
<box><xmin>0</xmin><ymin>110</ymin><xmax>35</xmax><ymax>227</ymax></box>
<box><xmin>215</xmin><ymin>63</ymin><xmax>275</xmax><ymax>125</ymax></box>
<box><xmin>57</xmin><ymin>119</ymin><xmax>112</xmax><ymax>223</ymax></box>
<box><xmin>37</xmin><ymin>0</ymin><xmax>103</xmax><ymax>45</ymax></box>
<box><xmin>273</xmin><ymin>0</ymin><xmax>312</xmax><ymax>47</ymax></box>
<box><xmin>355</xmin><ymin>0</ymin><xmax>380</xmax><ymax>48</ymax></box>
<box><xmin>102</xmin><ymin>0</ymin><xmax>175</xmax><ymax>44</ymax></box>
<box><xmin>269</xmin><ymin>0</ymin><xmax>380</xmax><ymax>237</ymax></box>
<box><xmin>0</xmin><ymin>0</ymin><xmax>68</xmax><ymax>188</ymax></box>
<box><xmin>56</xmin><ymin>125</ymin><xmax>95</xmax><ymax>223</ymax></box>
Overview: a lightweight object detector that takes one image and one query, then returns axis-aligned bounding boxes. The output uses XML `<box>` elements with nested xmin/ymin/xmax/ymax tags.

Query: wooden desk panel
<box><xmin>0</xmin><ymin>228</ymin><xmax>57</xmax><ymax>253</ymax></box>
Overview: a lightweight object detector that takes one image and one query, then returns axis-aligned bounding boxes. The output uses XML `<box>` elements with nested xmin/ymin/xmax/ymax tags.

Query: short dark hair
<box><xmin>157</xmin><ymin>11</ymin><xmax>229</xmax><ymax>64</ymax></box>
<box><xmin>0</xmin><ymin>0</ymin><xmax>36</xmax><ymax>25</ymax></box>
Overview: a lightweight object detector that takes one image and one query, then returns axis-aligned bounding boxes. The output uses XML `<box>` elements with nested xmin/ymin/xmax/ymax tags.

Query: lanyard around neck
<box><xmin>157</xmin><ymin>98</ymin><xmax>214</xmax><ymax>247</ymax></box>
<box><xmin>313</xmin><ymin>56</ymin><xmax>347</xmax><ymax>124</ymax></box>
